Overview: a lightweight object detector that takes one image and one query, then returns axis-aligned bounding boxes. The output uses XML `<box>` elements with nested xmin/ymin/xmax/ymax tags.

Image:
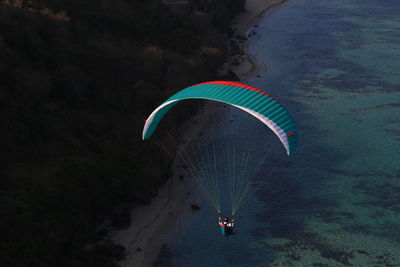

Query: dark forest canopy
<box><xmin>0</xmin><ymin>0</ymin><xmax>244</xmax><ymax>266</ymax></box>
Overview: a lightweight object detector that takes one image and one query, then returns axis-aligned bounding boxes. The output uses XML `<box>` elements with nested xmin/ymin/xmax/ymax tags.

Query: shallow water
<box><xmin>156</xmin><ymin>0</ymin><xmax>400</xmax><ymax>265</ymax></box>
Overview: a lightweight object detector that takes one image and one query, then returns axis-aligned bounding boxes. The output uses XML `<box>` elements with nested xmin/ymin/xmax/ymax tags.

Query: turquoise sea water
<box><xmin>156</xmin><ymin>0</ymin><xmax>400</xmax><ymax>265</ymax></box>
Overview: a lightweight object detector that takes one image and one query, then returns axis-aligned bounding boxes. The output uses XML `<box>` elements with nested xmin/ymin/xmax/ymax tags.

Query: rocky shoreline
<box><xmin>222</xmin><ymin>0</ymin><xmax>287</xmax><ymax>82</ymax></box>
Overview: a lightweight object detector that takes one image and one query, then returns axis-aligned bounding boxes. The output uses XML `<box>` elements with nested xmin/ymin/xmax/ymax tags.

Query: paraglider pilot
<box><xmin>227</xmin><ymin>217</ymin><xmax>234</xmax><ymax>235</ymax></box>
<box><xmin>218</xmin><ymin>215</ymin><xmax>226</xmax><ymax>236</ymax></box>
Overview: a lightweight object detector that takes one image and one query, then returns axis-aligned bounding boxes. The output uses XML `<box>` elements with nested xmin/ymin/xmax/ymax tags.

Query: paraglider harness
<box><xmin>218</xmin><ymin>214</ymin><xmax>234</xmax><ymax>236</ymax></box>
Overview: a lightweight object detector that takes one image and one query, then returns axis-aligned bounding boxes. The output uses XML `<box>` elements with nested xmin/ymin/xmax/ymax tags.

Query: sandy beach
<box><xmin>111</xmin><ymin>0</ymin><xmax>287</xmax><ymax>266</ymax></box>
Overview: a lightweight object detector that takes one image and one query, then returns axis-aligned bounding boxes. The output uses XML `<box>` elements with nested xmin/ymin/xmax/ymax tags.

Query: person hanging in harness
<box><xmin>226</xmin><ymin>217</ymin><xmax>235</xmax><ymax>235</ymax></box>
<box><xmin>218</xmin><ymin>215</ymin><xmax>228</xmax><ymax>236</ymax></box>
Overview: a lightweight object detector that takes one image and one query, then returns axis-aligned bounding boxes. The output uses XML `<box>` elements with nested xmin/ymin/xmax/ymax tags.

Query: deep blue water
<box><xmin>157</xmin><ymin>0</ymin><xmax>400</xmax><ymax>265</ymax></box>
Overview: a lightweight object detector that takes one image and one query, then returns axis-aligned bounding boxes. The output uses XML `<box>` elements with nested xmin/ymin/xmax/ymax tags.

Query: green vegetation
<box><xmin>0</xmin><ymin>0</ymin><xmax>244</xmax><ymax>266</ymax></box>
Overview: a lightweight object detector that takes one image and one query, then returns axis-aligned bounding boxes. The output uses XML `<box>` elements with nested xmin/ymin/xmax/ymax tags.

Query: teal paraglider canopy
<box><xmin>143</xmin><ymin>81</ymin><xmax>298</xmax><ymax>216</ymax></box>
<box><xmin>143</xmin><ymin>81</ymin><xmax>297</xmax><ymax>155</ymax></box>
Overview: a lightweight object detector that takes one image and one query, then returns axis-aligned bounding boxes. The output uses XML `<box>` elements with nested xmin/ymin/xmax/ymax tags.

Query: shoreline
<box><xmin>223</xmin><ymin>0</ymin><xmax>287</xmax><ymax>81</ymax></box>
<box><xmin>111</xmin><ymin>1</ymin><xmax>287</xmax><ymax>266</ymax></box>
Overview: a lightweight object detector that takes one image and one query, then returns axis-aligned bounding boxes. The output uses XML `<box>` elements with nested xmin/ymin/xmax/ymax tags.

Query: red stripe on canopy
<box><xmin>193</xmin><ymin>81</ymin><xmax>280</xmax><ymax>103</ymax></box>
<box><xmin>287</xmin><ymin>131</ymin><xmax>296</xmax><ymax>137</ymax></box>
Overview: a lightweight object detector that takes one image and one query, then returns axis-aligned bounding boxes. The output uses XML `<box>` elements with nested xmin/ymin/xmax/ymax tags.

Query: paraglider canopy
<box><xmin>142</xmin><ymin>81</ymin><xmax>297</xmax><ymax>155</ymax></box>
